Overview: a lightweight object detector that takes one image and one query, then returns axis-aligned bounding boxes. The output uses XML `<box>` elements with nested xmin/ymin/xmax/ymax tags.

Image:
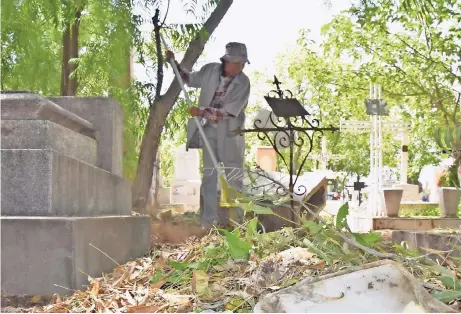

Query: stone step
<box><xmin>1</xmin><ymin>92</ymin><xmax>96</xmax><ymax>139</ymax></box>
<box><xmin>1</xmin><ymin>120</ymin><xmax>97</xmax><ymax>166</ymax></box>
<box><xmin>1</xmin><ymin>215</ymin><xmax>151</xmax><ymax>296</ymax></box>
<box><xmin>1</xmin><ymin>149</ymin><xmax>131</xmax><ymax>216</ymax></box>
<box><xmin>373</xmin><ymin>217</ymin><xmax>461</xmax><ymax>231</ymax></box>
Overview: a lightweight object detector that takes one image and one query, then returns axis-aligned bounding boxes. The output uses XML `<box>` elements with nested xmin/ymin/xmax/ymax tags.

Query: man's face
<box><xmin>224</xmin><ymin>61</ymin><xmax>244</xmax><ymax>77</ymax></box>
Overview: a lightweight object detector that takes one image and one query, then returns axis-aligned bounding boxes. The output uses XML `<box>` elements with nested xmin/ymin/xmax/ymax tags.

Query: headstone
<box><xmin>158</xmin><ymin>175</ymin><xmax>171</xmax><ymax>205</ymax></box>
<box><xmin>243</xmin><ymin>170</ymin><xmax>328</xmax><ymax>231</ymax></box>
<box><xmin>170</xmin><ymin>144</ymin><xmax>201</xmax><ymax>211</ymax></box>
<box><xmin>256</xmin><ymin>146</ymin><xmax>277</xmax><ymax>172</ymax></box>
<box><xmin>1</xmin><ymin>93</ymin><xmax>151</xmax><ymax>297</ymax></box>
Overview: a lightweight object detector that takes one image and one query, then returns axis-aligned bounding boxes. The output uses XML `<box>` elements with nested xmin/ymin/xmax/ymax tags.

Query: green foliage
<box><xmin>440</xmin><ymin>276</ymin><xmax>461</xmax><ymax>290</ymax></box>
<box><xmin>219</xmin><ymin>229</ymin><xmax>252</xmax><ymax>260</ymax></box>
<box><xmin>1</xmin><ymin>0</ymin><xmax>146</xmax><ymax>180</ymax></box>
<box><xmin>335</xmin><ymin>203</ymin><xmax>349</xmax><ymax>230</ymax></box>
<box><xmin>352</xmin><ymin>232</ymin><xmax>382</xmax><ymax>247</ymax></box>
<box><xmin>410</xmin><ymin>206</ymin><xmax>440</xmax><ymax>217</ymax></box>
<box><xmin>432</xmin><ymin>290</ymin><xmax>461</xmax><ymax>303</ymax></box>
<box><xmin>237</xmin><ymin>201</ymin><xmax>274</xmax><ymax>215</ymax></box>
<box><xmin>431</xmin><ymin>264</ymin><xmax>461</xmax><ymax>302</ymax></box>
<box><xmin>1</xmin><ymin>0</ymin><xmax>220</xmax><ymax>181</ymax></box>
<box><xmin>271</xmin><ymin>0</ymin><xmax>461</xmax><ymax>178</ymax></box>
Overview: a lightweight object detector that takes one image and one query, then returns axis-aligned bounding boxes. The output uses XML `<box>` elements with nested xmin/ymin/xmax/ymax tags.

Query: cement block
<box><xmin>1</xmin><ymin>92</ymin><xmax>95</xmax><ymax>139</ymax></box>
<box><xmin>1</xmin><ymin>120</ymin><xmax>97</xmax><ymax>165</ymax></box>
<box><xmin>373</xmin><ymin>217</ymin><xmax>461</xmax><ymax>231</ymax></box>
<box><xmin>1</xmin><ymin>216</ymin><xmax>151</xmax><ymax>296</ymax></box>
<box><xmin>392</xmin><ymin>231</ymin><xmax>461</xmax><ymax>263</ymax></box>
<box><xmin>1</xmin><ymin>149</ymin><xmax>131</xmax><ymax>216</ymax></box>
<box><xmin>48</xmin><ymin>97</ymin><xmax>123</xmax><ymax>176</ymax></box>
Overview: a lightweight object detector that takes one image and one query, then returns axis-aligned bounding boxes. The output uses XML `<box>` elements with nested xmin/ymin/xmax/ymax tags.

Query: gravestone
<box><xmin>170</xmin><ymin>144</ymin><xmax>201</xmax><ymax>211</ymax></box>
<box><xmin>243</xmin><ymin>170</ymin><xmax>328</xmax><ymax>232</ymax></box>
<box><xmin>256</xmin><ymin>146</ymin><xmax>277</xmax><ymax>172</ymax></box>
<box><xmin>157</xmin><ymin>175</ymin><xmax>171</xmax><ymax>205</ymax></box>
<box><xmin>1</xmin><ymin>92</ymin><xmax>151</xmax><ymax>297</ymax></box>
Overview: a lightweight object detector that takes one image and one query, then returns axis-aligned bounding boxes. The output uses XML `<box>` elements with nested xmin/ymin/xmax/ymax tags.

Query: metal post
<box><xmin>377</xmin><ymin>84</ymin><xmax>383</xmax><ymax>216</ymax></box>
<box><xmin>401</xmin><ymin>130</ymin><xmax>409</xmax><ymax>184</ymax></box>
<box><xmin>368</xmin><ymin>84</ymin><xmax>375</xmax><ymax>216</ymax></box>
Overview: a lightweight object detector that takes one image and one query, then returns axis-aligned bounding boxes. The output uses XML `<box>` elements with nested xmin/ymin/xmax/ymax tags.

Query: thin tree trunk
<box><xmin>147</xmin><ymin>152</ymin><xmax>161</xmax><ymax>214</ymax></box>
<box><xmin>131</xmin><ymin>0</ymin><xmax>234</xmax><ymax>213</ymax></box>
<box><xmin>61</xmin><ymin>24</ymin><xmax>71</xmax><ymax>96</ymax></box>
<box><xmin>68</xmin><ymin>10</ymin><xmax>81</xmax><ymax>96</ymax></box>
<box><xmin>147</xmin><ymin>9</ymin><xmax>164</xmax><ymax>212</ymax></box>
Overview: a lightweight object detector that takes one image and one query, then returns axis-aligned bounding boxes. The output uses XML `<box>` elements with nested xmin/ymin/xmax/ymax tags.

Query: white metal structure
<box><xmin>311</xmin><ymin>137</ymin><xmax>341</xmax><ymax>170</ymax></box>
<box><xmin>340</xmin><ymin>84</ymin><xmax>411</xmax><ymax>220</ymax></box>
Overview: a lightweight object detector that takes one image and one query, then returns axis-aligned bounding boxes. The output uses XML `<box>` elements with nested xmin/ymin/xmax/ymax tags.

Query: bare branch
<box><xmin>160</xmin><ymin>0</ymin><xmax>170</xmax><ymax>27</ymax></box>
<box><xmin>152</xmin><ymin>9</ymin><xmax>163</xmax><ymax>103</ymax></box>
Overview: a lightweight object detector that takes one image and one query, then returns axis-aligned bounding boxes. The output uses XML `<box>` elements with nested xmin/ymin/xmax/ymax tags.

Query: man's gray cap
<box><xmin>220</xmin><ymin>42</ymin><xmax>250</xmax><ymax>64</ymax></box>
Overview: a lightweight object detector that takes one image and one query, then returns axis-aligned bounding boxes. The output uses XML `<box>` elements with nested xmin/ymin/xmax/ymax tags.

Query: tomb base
<box><xmin>1</xmin><ymin>216</ymin><xmax>151</xmax><ymax>297</ymax></box>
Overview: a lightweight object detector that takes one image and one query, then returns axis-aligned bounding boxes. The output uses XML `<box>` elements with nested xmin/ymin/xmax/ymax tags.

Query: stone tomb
<box><xmin>169</xmin><ymin>144</ymin><xmax>201</xmax><ymax>211</ymax></box>
<box><xmin>1</xmin><ymin>92</ymin><xmax>151</xmax><ymax>297</ymax></box>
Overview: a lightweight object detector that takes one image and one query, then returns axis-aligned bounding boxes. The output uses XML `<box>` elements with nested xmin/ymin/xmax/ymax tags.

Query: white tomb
<box><xmin>170</xmin><ymin>144</ymin><xmax>201</xmax><ymax>211</ymax></box>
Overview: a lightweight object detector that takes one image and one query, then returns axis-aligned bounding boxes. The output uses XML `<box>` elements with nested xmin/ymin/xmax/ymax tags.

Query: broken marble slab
<box><xmin>254</xmin><ymin>259</ymin><xmax>455</xmax><ymax>313</ymax></box>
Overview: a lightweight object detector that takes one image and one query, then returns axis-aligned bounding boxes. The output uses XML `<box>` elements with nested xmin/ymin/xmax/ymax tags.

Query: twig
<box><xmin>53</xmin><ymin>284</ymin><xmax>78</xmax><ymax>292</ymax></box>
<box><xmin>90</xmin><ymin>243</ymin><xmax>120</xmax><ymax>266</ymax></box>
<box><xmin>154</xmin><ymin>303</ymin><xmax>170</xmax><ymax>313</ymax></box>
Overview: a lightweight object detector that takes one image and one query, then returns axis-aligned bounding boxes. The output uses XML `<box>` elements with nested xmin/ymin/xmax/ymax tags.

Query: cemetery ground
<box><xmin>6</xmin><ymin>203</ymin><xmax>459</xmax><ymax>313</ymax></box>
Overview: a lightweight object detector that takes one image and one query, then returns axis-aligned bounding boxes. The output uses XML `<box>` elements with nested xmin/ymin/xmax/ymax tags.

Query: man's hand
<box><xmin>165</xmin><ymin>50</ymin><xmax>175</xmax><ymax>61</ymax></box>
<box><xmin>189</xmin><ymin>107</ymin><xmax>200</xmax><ymax>117</ymax></box>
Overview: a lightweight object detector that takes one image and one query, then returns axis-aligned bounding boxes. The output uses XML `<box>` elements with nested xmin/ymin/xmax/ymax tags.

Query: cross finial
<box><xmin>272</xmin><ymin>76</ymin><xmax>283</xmax><ymax>98</ymax></box>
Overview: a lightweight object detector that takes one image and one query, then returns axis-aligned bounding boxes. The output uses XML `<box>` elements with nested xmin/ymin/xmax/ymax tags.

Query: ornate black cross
<box><xmin>236</xmin><ymin>77</ymin><xmax>339</xmax><ymax>209</ymax></box>
<box><xmin>344</xmin><ymin>175</ymin><xmax>368</xmax><ymax>206</ymax></box>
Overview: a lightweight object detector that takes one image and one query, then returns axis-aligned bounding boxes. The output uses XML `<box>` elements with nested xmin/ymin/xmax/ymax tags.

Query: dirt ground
<box><xmin>151</xmin><ymin>210</ymin><xmax>209</xmax><ymax>245</ymax></box>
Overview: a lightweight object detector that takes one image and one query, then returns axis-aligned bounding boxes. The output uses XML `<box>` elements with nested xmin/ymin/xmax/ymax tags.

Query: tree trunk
<box><xmin>148</xmin><ymin>153</ymin><xmax>161</xmax><ymax>214</ymax></box>
<box><xmin>68</xmin><ymin>10</ymin><xmax>81</xmax><ymax>96</ymax></box>
<box><xmin>61</xmin><ymin>24</ymin><xmax>71</xmax><ymax>96</ymax></box>
<box><xmin>131</xmin><ymin>0</ymin><xmax>234</xmax><ymax>213</ymax></box>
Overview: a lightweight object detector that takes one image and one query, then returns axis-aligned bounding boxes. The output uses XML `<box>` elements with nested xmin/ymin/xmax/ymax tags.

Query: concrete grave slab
<box><xmin>1</xmin><ymin>216</ymin><xmax>151</xmax><ymax>296</ymax></box>
<box><xmin>1</xmin><ymin>92</ymin><xmax>95</xmax><ymax>139</ymax></box>
<box><xmin>1</xmin><ymin>120</ymin><xmax>97</xmax><ymax>165</ymax></box>
<box><xmin>1</xmin><ymin>149</ymin><xmax>131</xmax><ymax>216</ymax></box>
<box><xmin>48</xmin><ymin>97</ymin><xmax>123</xmax><ymax>176</ymax></box>
<box><xmin>392</xmin><ymin>230</ymin><xmax>461</xmax><ymax>263</ymax></box>
<box><xmin>254</xmin><ymin>260</ymin><xmax>454</xmax><ymax>313</ymax></box>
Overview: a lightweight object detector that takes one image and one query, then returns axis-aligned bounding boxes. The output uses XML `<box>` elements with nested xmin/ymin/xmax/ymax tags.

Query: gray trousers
<box><xmin>200</xmin><ymin>125</ymin><xmax>244</xmax><ymax>227</ymax></box>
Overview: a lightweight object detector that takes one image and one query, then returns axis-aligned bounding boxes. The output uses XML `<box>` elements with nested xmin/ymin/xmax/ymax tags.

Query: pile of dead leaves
<box><xmin>34</xmin><ymin>219</ymin><xmax>370</xmax><ymax>313</ymax></box>
<box><xmin>33</xmin><ymin>211</ymin><xmax>461</xmax><ymax>313</ymax></box>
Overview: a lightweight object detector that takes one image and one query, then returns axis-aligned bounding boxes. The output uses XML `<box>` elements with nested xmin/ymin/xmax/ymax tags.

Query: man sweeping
<box><xmin>166</xmin><ymin>42</ymin><xmax>251</xmax><ymax>229</ymax></box>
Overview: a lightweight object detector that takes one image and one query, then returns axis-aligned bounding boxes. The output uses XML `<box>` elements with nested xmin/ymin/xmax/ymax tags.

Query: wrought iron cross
<box><xmin>272</xmin><ymin>76</ymin><xmax>284</xmax><ymax>98</ymax></box>
<box><xmin>344</xmin><ymin>175</ymin><xmax>368</xmax><ymax>206</ymax></box>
